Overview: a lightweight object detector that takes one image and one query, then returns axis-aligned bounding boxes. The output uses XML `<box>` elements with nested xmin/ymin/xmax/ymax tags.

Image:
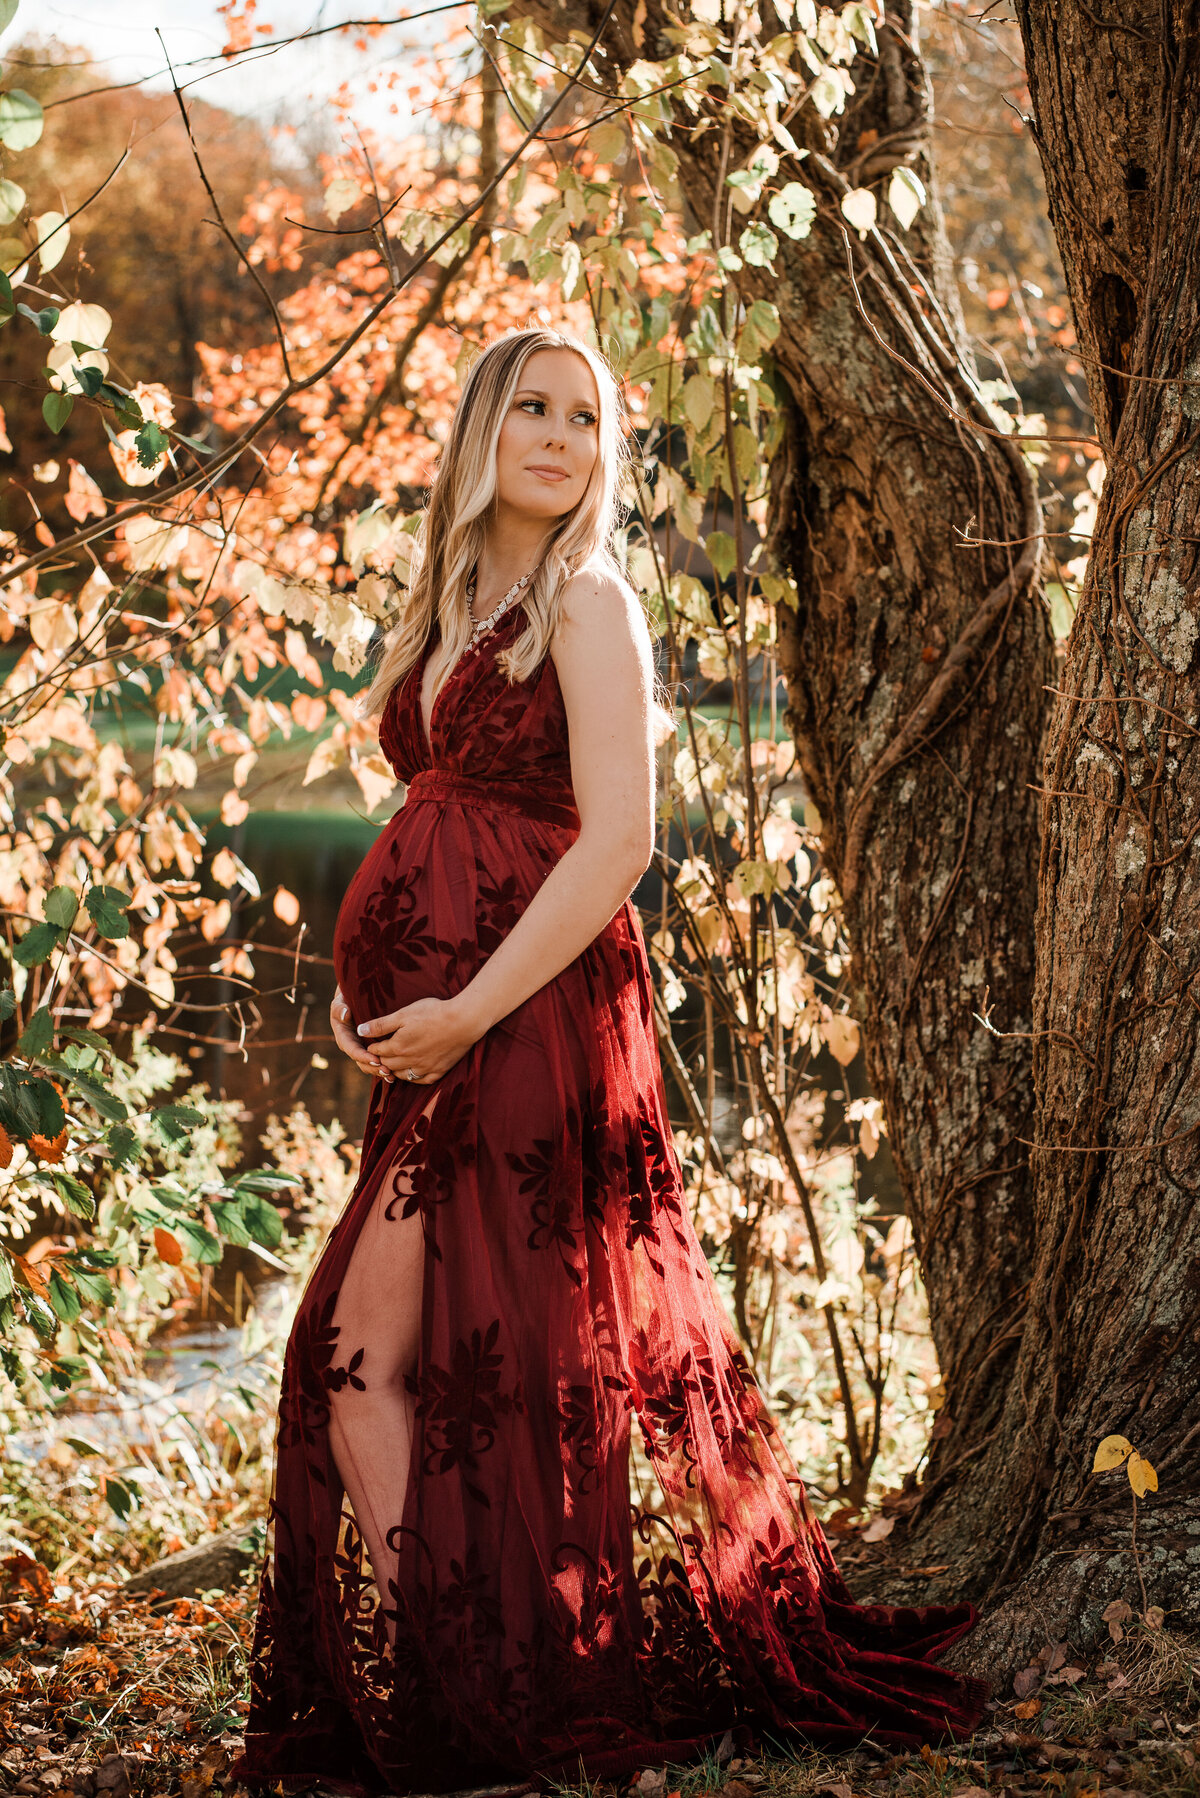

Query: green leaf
<box><xmin>705</xmin><ymin>531</ymin><xmax>738</xmax><ymax>582</ymax></box>
<box><xmin>0</xmin><ymin>268</ymin><xmax>12</xmax><ymax>319</ymax></box>
<box><xmin>234</xmin><ymin>1169</ymin><xmax>299</xmax><ymax>1193</ymax></box>
<box><xmin>738</xmin><ymin>221</ymin><xmax>779</xmax><ymax>269</ymax></box>
<box><xmin>0</xmin><ymin>989</ymin><xmax>14</xmax><ymax>1021</ymax></box>
<box><xmin>16</xmin><ymin>1008</ymin><xmax>53</xmax><ymax>1060</ymax></box>
<box><xmin>85</xmin><ymin>885</ymin><xmax>132</xmax><ymax>940</ymax></box>
<box><xmin>74</xmin><ymin>363</ymin><xmax>103</xmax><ymax>398</ymax></box>
<box><xmin>241</xmin><ymin>1193</ymin><xmax>283</xmax><ymax>1249</ymax></box>
<box><xmin>171</xmin><ymin>429</ymin><xmax>214</xmax><ymax>456</ymax></box>
<box><xmin>767</xmin><ymin>182</ymin><xmax>816</xmax><ymax>241</ymax></box>
<box><xmin>67</xmin><ymin>1074</ymin><xmax>127</xmax><ymax>1124</ymax></box>
<box><xmin>18</xmin><ymin>301</ymin><xmax>58</xmax><ymax>333</ymax></box>
<box><xmin>153</xmin><ymin>1104</ymin><xmax>206</xmax><ymax>1143</ymax></box>
<box><xmin>48</xmin><ymin>1270</ymin><xmax>82</xmax><ymax>1324</ymax></box>
<box><xmin>0</xmin><ymin>89</ymin><xmax>44</xmax><ymax>152</ymax></box>
<box><xmin>62</xmin><ymin>1026</ymin><xmax>113</xmax><ymax>1057</ymax></box>
<box><xmin>20</xmin><ymin>1287</ymin><xmax>57</xmax><ymax>1338</ymax></box>
<box><xmin>53</xmin><ymin>1172</ymin><xmax>94</xmax><ymax>1220</ymax></box>
<box><xmin>13</xmin><ymin>921</ymin><xmax>62</xmax><ymax>966</ymax></box>
<box><xmin>41</xmin><ymin>390</ymin><xmax>72</xmax><ymax>434</ymax></box>
<box><xmin>104</xmin><ymin>1475</ymin><xmax>138</xmax><ymax>1521</ymax></box>
<box><xmin>71</xmin><ymin>1266</ymin><xmax>113</xmax><ymax>1307</ymax></box>
<box><xmin>12</xmin><ymin>1074</ymin><xmax>65</xmax><ymax>1139</ymax></box>
<box><xmin>134</xmin><ymin>421</ymin><xmax>169</xmax><ymax>468</ymax></box>
<box><xmin>0</xmin><ymin>1255</ymin><xmax>13</xmax><ymax>1303</ymax></box>
<box><xmin>65</xmin><ymin>1436</ymin><xmax>103</xmax><ymax>1457</ymax></box>
<box><xmin>44</xmin><ymin>884</ymin><xmax>79</xmax><ymax>930</ymax></box>
<box><xmin>106</xmin><ymin>1124</ymin><xmax>140</xmax><ymax>1168</ymax></box>
<box><xmin>176</xmin><ymin>1219</ymin><xmax>222</xmax><ymax>1266</ymax></box>
<box><xmin>208</xmin><ymin>1198</ymin><xmax>252</xmax><ymax>1248</ymax></box>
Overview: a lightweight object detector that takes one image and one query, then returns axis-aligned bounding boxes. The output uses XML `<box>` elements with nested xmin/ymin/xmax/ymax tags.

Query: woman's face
<box><xmin>493</xmin><ymin>348</ymin><xmax>601</xmax><ymax>524</ymax></box>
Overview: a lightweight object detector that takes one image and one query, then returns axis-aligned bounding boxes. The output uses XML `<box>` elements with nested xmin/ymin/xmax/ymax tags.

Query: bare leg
<box><xmin>327</xmin><ymin>1143</ymin><xmax>426</xmax><ymax>1643</ymax></box>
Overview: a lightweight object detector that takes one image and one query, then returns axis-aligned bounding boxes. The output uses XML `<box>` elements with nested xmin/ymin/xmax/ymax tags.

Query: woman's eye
<box><xmin>518</xmin><ymin>399</ymin><xmax>597</xmax><ymax>426</ymax></box>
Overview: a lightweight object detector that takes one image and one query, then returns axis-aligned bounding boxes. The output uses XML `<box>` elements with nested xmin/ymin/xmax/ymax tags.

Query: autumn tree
<box><xmin>482</xmin><ymin>0</ymin><xmax>1200</xmax><ymax>1677</ymax></box>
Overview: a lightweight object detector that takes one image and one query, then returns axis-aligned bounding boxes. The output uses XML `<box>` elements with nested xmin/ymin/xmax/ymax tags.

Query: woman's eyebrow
<box><xmin>515</xmin><ymin>387</ymin><xmax>598</xmax><ymax>407</ymax></box>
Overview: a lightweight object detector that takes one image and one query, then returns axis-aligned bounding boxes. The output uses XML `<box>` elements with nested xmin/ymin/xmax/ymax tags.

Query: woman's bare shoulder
<box><xmin>556</xmin><ymin>562</ymin><xmax>645</xmax><ymax>639</ymax></box>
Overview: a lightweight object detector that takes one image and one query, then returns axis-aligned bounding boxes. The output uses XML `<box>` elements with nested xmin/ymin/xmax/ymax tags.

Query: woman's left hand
<box><xmin>356</xmin><ymin>994</ymin><xmax>480</xmax><ymax>1084</ymax></box>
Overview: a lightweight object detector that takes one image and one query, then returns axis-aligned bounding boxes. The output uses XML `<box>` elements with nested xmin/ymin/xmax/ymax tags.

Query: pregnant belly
<box><xmin>332</xmin><ymin>820</ymin><xmax>455</xmax><ymax>1029</ymax></box>
<box><xmin>333</xmin><ymin>801</ymin><xmax>573</xmax><ymax>1030</ymax></box>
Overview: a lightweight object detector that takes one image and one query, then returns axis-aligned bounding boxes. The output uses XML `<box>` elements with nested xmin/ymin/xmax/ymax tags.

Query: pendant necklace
<box><xmin>465</xmin><ymin>567</ymin><xmax>534</xmax><ymax>651</ymax></box>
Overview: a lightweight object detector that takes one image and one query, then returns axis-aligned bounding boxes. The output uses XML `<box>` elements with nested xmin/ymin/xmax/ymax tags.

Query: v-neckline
<box><xmin>416</xmin><ymin>608</ymin><xmax>523</xmax><ymax>760</ymax></box>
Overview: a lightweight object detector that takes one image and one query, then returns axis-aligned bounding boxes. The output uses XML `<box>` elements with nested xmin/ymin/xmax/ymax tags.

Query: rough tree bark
<box><xmin>507</xmin><ymin>0</ymin><xmax>1053</xmax><ymax>1561</ymax></box>
<box><xmin>942</xmin><ymin>0</ymin><xmax>1200</xmax><ymax>1681</ymax></box>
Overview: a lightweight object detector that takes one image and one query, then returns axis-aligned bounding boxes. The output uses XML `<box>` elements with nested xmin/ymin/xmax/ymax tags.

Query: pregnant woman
<box><xmin>233</xmin><ymin>327</ymin><xmax>989</xmax><ymax>1795</ymax></box>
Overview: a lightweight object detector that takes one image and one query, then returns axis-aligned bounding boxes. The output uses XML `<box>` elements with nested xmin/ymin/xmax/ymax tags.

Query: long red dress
<box><xmin>233</xmin><ymin>605</ymin><xmax>990</xmax><ymax>1795</ymax></box>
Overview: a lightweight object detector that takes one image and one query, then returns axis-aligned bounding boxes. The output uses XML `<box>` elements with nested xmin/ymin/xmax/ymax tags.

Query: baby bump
<box><xmin>332</xmin><ymin>824</ymin><xmax>454</xmax><ymax>1029</ymax></box>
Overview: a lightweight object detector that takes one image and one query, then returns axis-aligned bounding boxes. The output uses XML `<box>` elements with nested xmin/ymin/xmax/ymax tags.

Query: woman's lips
<box><xmin>528</xmin><ymin>467</ymin><xmax>569</xmax><ymax>481</ymax></box>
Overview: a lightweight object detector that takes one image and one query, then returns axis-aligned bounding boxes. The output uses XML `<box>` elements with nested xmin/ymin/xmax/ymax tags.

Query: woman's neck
<box><xmin>474</xmin><ymin>515</ymin><xmax>550</xmax><ymax>608</ymax></box>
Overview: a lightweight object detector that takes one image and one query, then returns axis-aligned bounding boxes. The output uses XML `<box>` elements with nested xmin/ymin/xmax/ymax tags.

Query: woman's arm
<box><xmin>357</xmin><ymin>568</ymin><xmax>657</xmax><ymax>1082</ymax></box>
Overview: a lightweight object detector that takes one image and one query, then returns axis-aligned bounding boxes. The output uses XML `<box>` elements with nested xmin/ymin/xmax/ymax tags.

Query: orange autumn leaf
<box><xmin>13</xmin><ymin>1255</ymin><xmax>49</xmax><ymax>1297</ymax></box>
<box><xmin>0</xmin><ymin>1126</ymin><xmax>11</xmax><ymax>1169</ymax></box>
<box><xmin>28</xmin><ymin>1127</ymin><xmax>68</xmax><ymax>1164</ymax></box>
<box><xmin>153</xmin><ymin>1226</ymin><xmax>184</xmax><ymax>1266</ymax></box>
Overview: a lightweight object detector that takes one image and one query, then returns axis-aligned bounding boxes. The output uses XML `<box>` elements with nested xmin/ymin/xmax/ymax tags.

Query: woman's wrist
<box><xmin>446</xmin><ymin>985</ymin><xmax>493</xmax><ymax>1043</ymax></box>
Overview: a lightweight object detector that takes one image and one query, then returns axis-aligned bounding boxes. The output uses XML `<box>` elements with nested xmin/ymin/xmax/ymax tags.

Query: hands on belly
<box><xmin>355</xmin><ymin>992</ymin><xmax>482</xmax><ymax>1086</ymax></box>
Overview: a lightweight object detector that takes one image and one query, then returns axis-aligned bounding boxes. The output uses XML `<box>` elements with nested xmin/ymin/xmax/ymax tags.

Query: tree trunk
<box><xmin>507</xmin><ymin>0</ymin><xmax>1054</xmax><ymax>1531</ymax></box>
<box><xmin>932</xmin><ymin>0</ymin><xmax>1200</xmax><ymax>1683</ymax></box>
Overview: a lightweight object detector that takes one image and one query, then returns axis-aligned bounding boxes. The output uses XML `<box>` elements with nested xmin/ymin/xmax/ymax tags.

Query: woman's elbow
<box><xmin>579</xmin><ymin>826</ymin><xmax>654</xmax><ymax>893</ymax></box>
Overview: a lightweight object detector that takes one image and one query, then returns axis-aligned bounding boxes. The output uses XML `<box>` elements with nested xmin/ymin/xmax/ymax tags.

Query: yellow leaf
<box><xmin>0</xmin><ymin>180</ymin><xmax>25</xmax><ymax>227</ymax></box>
<box><xmin>324</xmin><ymin>177</ymin><xmax>363</xmax><ymax>223</ymax></box>
<box><xmin>1093</xmin><ymin>1433</ymin><xmax>1133</xmax><ymax>1473</ymax></box>
<box><xmin>33</xmin><ymin>209</ymin><xmax>68</xmax><ymax>273</ymax></box>
<box><xmin>840</xmin><ymin>186</ymin><xmax>877</xmax><ymax>239</ymax></box>
<box><xmin>273</xmin><ymin>887</ymin><xmax>300</xmax><ymax>926</ymax></box>
<box><xmin>211</xmin><ymin>849</ymin><xmax>239</xmax><ymax>890</ymax></box>
<box><xmin>200</xmin><ymin>899</ymin><xmax>231</xmax><ymax>943</ymax></box>
<box><xmin>303</xmin><ymin>736</ymin><xmax>345</xmax><ymax>786</ymax></box>
<box><xmin>823</xmin><ymin>1012</ymin><xmax>860</xmax><ymax>1067</ymax></box>
<box><xmin>1127</xmin><ymin>1450</ymin><xmax>1158</xmax><ymax>1496</ymax></box>
<box><xmin>28</xmin><ymin>599</ymin><xmax>76</xmax><ymax>656</ymax></box>
<box><xmin>683</xmin><ymin>375</ymin><xmax>715</xmax><ymax>431</ymax></box>
<box><xmin>353</xmin><ymin>752</ymin><xmax>397</xmax><ymax>812</ymax></box>
<box><xmin>49</xmin><ymin>300</ymin><xmax>112</xmax><ymax>349</ymax></box>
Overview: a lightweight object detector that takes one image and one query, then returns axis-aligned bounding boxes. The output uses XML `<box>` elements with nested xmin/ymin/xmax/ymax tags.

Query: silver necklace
<box><xmin>466</xmin><ymin>567</ymin><xmax>534</xmax><ymax>650</ymax></box>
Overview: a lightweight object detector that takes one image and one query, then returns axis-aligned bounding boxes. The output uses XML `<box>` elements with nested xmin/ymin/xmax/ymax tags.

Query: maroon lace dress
<box><xmin>233</xmin><ymin>606</ymin><xmax>989</xmax><ymax>1795</ymax></box>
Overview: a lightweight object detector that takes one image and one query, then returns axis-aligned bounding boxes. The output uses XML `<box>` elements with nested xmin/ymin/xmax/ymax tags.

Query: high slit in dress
<box><xmin>232</xmin><ymin>604</ymin><xmax>990</xmax><ymax>1795</ymax></box>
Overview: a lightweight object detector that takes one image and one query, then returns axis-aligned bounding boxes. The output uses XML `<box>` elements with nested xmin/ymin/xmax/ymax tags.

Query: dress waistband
<box><xmin>403</xmin><ymin>767</ymin><xmax>580</xmax><ymax>830</ymax></box>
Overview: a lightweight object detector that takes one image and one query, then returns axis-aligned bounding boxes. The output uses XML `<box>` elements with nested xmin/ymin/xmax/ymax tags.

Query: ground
<box><xmin>0</xmin><ymin>1556</ymin><xmax>1197</xmax><ymax>1798</ymax></box>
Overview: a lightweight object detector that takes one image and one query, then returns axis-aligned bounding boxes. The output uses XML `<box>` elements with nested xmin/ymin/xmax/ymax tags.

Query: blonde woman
<box><xmin>234</xmin><ymin>328</ymin><xmax>988</xmax><ymax>1796</ymax></box>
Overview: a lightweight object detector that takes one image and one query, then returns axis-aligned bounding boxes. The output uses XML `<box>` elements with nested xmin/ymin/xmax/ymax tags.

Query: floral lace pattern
<box><xmin>233</xmin><ymin>608</ymin><xmax>989</xmax><ymax>1796</ymax></box>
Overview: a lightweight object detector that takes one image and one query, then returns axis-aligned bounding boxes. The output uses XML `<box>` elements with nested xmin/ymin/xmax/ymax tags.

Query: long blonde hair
<box><xmin>362</xmin><ymin>328</ymin><xmax>641</xmax><ymax>719</ymax></box>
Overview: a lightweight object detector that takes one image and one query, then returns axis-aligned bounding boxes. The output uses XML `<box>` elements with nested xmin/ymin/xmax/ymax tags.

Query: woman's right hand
<box><xmin>330</xmin><ymin>986</ymin><xmax>395</xmax><ymax>1082</ymax></box>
